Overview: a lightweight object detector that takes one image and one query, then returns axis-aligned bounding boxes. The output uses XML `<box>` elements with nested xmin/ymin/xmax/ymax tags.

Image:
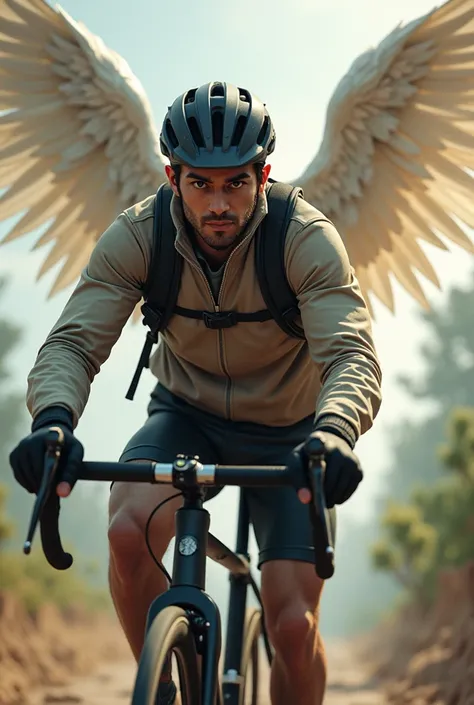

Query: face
<box><xmin>166</xmin><ymin>163</ymin><xmax>271</xmax><ymax>262</ymax></box>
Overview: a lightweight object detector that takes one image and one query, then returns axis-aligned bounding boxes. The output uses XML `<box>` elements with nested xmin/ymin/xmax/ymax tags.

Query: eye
<box><xmin>228</xmin><ymin>181</ymin><xmax>244</xmax><ymax>190</ymax></box>
<box><xmin>192</xmin><ymin>181</ymin><xmax>207</xmax><ymax>190</ymax></box>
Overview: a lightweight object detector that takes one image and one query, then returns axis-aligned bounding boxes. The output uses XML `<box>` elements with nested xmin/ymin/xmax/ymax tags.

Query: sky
<box><xmin>1</xmin><ymin>0</ymin><xmax>473</xmax><ymax>634</ymax></box>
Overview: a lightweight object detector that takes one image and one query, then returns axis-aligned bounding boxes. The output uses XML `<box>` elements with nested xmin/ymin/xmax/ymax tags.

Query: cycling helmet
<box><xmin>159</xmin><ymin>81</ymin><xmax>276</xmax><ymax>168</ymax></box>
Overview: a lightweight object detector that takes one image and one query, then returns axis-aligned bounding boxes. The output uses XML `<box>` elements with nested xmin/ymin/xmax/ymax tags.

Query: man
<box><xmin>10</xmin><ymin>81</ymin><xmax>382</xmax><ymax>705</ymax></box>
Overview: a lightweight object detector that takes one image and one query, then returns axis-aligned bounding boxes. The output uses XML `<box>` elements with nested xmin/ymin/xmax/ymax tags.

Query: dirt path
<box><xmin>323</xmin><ymin>639</ymin><xmax>384</xmax><ymax>704</ymax></box>
<box><xmin>28</xmin><ymin>639</ymin><xmax>385</xmax><ymax>704</ymax></box>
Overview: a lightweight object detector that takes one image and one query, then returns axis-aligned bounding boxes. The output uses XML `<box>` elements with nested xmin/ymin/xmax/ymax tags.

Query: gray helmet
<box><xmin>159</xmin><ymin>81</ymin><xmax>276</xmax><ymax>168</ymax></box>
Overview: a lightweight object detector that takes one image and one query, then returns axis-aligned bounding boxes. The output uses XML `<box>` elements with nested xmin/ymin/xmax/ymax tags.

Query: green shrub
<box><xmin>371</xmin><ymin>407</ymin><xmax>474</xmax><ymax>607</ymax></box>
<box><xmin>0</xmin><ymin>483</ymin><xmax>111</xmax><ymax>615</ymax></box>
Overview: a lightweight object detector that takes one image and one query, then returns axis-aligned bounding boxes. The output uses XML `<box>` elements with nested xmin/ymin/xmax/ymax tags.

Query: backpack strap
<box><xmin>125</xmin><ymin>179</ymin><xmax>307</xmax><ymax>401</ymax></box>
<box><xmin>255</xmin><ymin>181</ymin><xmax>305</xmax><ymax>339</ymax></box>
<box><xmin>125</xmin><ymin>183</ymin><xmax>181</xmax><ymax>400</ymax></box>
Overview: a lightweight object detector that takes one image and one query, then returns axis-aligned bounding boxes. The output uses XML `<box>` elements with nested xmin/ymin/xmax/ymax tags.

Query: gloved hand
<box><xmin>289</xmin><ymin>428</ymin><xmax>363</xmax><ymax>508</ymax></box>
<box><xmin>9</xmin><ymin>406</ymin><xmax>84</xmax><ymax>498</ymax></box>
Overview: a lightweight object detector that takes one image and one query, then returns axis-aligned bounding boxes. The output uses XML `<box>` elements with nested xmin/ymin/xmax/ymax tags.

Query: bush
<box><xmin>371</xmin><ymin>407</ymin><xmax>474</xmax><ymax>607</ymax></box>
<box><xmin>0</xmin><ymin>483</ymin><xmax>111</xmax><ymax>615</ymax></box>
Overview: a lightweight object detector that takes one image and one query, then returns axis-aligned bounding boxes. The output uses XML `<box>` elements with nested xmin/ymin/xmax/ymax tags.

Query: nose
<box><xmin>208</xmin><ymin>190</ymin><xmax>230</xmax><ymax>216</ymax></box>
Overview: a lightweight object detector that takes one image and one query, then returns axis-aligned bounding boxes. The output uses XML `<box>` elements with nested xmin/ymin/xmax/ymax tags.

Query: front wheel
<box><xmin>132</xmin><ymin>605</ymin><xmax>201</xmax><ymax>705</ymax></box>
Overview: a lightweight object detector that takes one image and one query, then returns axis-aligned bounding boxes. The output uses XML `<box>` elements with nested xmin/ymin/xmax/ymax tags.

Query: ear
<box><xmin>259</xmin><ymin>163</ymin><xmax>272</xmax><ymax>193</ymax></box>
<box><xmin>165</xmin><ymin>165</ymin><xmax>180</xmax><ymax>197</ymax></box>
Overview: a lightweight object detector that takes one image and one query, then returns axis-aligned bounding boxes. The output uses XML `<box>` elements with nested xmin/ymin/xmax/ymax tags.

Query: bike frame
<box><xmin>25</xmin><ymin>438</ymin><xmax>334</xmax><ymax>705</ymax></box>
<box><xmin>144</xmin><ymin>485</ymin><xmax>271</xmax><ymax>705</ymax></box>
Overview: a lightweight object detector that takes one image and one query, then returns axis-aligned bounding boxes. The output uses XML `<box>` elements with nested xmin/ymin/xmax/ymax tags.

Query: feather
<box><xmin>1</xmin><ymin>0</ymin><xmax>473</xmax><ymax>319</ymax></box>
<box><xmin>0</xmin><ymin>0</ymin><xmax>165</xmax><ymax>293</ymax></box>
<box><xmin>296</xmin><ymin>0</ymin><xmax>474</xmax><ymax>314</ymax></box>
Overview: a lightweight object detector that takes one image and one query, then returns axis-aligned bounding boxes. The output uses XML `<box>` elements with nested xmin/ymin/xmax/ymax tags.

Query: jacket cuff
<box><xmin>31</xmin><ymin>406</ymin><xmax>74</xmax><ymax>433</ymax></box>
<box><xmin>313</xmin><ymin>414</ymin><xmax>357</xmax><ymax>449</ymax></box>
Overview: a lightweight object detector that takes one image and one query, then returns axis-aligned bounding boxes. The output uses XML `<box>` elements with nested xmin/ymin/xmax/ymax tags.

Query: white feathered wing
<box><xmin>0</xmin><ymin>0</ymin><xmax>166</xmax><ymax>295</ymax></box>
<box><xmin>295</xmin><ymin>0</ymin><xmax>474</xmax><ymax>314</ymax></box>
<box><xmin>1</xmin><ymin>0</ymin><xmax>474</xmax><ymax>317</ymax></box>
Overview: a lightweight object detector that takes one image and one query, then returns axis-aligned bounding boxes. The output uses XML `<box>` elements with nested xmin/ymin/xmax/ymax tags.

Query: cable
<box><xmin>145</xmin><ymin>491</ymin><xmax>183</xmax><ymax>585</ymax></box>
<box><xmin>250</xmin><ymin>574</ymin><xmax>273</xmax><ymax>664</ymax></box>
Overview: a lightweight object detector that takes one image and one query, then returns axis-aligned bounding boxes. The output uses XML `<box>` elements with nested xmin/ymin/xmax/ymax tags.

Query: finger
<box><xmin>22</xmin><ymin>443</ymin><xmax>40</xmax><ymax>493</ymax></box>
<box><xmin>10</xmin><ymin>444</ymin><xmax>30</xmax><ymax>491</ymax></box>
<box><xmin>28</xmin><ymin>437</ymin><xmax>48</xmax><ymax>491</ymax></box>
<box><xmin>298</xmin><ymin>487</ymin><xmax>312</xmax><ymax>504</ymax></box>
<box><xmin>305</xmin><ymin>433</ymin><xmax>326</xmax><ymax>456</ymax></box>
<box><xmin>56</xmin><ymin>481</ymin><xmax>71</xmax><ymax>498</ymax></box>
<box><xmin>58</xmin><ymin>441</ymin><xmax>84</xmax><ymax>491</ymax></box>
<box><xmin>323</xmin><ymin>463</ymin><xmax>341</xmax><ymax>506</ymax></box>
<box><xmin>287</xmin><ymin>450</ymin><xmax>307</xmax><ymax>493</ymax></box>
<box><xmin>335</xmin><ymin>474</ymin><xmax>356</xmax><ymax>505</ymax></box>
<box><xmin>340</xmin><ymin>469</ymin><xmax>363</xmax><ymax>504</ymax></box>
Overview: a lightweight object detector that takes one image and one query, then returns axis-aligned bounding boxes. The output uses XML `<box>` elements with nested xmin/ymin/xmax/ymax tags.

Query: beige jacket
<box><xmin>27</xmin><ymin>187</ymin><xmax>382</xmax><ymax>440</ymax></box>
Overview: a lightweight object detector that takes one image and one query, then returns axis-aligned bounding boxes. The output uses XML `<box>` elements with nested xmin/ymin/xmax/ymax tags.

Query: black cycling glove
<box><xmin>289</xmin><ymin>421</ymin><xmax>363</xmax><ymax>508</ymax></box>
<box><xmin>10</xmin><ymin>406</ymin><xmax>84</xmax><ymax>495</ymax></box>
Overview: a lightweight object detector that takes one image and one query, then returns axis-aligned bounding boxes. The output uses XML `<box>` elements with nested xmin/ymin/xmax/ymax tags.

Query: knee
<box><xmin>108</xmin><ymin>480</ymin><xmax>178</xmax><ymax>585</ymax></box>
<box><xmin>266</xmin><ymin>603</ymin><xmax>319</xmax><ymax>659</ymax></box>
<box><xmin>108</xmin><ymin>511</ymin><xmax>148</xmax><ymax>582</ymax></box>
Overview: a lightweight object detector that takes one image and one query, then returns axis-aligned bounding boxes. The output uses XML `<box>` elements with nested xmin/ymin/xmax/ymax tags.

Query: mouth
<box><xmin>205</xmin><ymin>221</ymin><xmax>235</xmax><ymax>231</ymax></box>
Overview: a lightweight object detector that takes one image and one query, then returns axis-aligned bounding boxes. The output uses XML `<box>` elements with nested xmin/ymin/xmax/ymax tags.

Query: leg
<box><xmin>205</xmin><ymin>411</ymin><xmax>330</xmax><ymax>703</ymax></box>
<box><xmin>108</xmin><ymin>405</ymin><xmax>219</xmax><ymax>662</ymax></box>
<box><xmin>261</xmin><ymin>560</ymin><xmax>326</xmax><ymax>705</ymax></box>
<box><xmin>108</xmin><ymin>479</ymin><xmax>182</xmax><ymax>661</ymax></box>
<box><xmin>247</xmin><ymin>479</ymin><xmax>336</xmax><ymax>705</ymax></box>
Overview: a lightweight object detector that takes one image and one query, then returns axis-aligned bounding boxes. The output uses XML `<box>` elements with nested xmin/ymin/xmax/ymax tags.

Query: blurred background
<box><xmin>1</xmin><ymin>1</ymin><xmax>473</xmax><ymax>703</ymax></box>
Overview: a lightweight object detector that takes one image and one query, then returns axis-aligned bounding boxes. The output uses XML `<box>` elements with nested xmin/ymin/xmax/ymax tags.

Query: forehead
<box><xmin>182</xmin><ymin>166</ymin><xmax>254</xmax><ymax>183</ymax></box>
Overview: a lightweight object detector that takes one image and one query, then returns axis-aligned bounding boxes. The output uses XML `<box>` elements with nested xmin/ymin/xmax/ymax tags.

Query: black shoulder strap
<box><xmin>126</xmin><ymin>179</ymin><xmax>307</xmax><ymax>400</ymax></box>
<box><xmin>125</xmin><ymin>183</ymin><xmax>182</xmax><ymax>400</ymax></box>
<box><xmin>255</xmin><ymin>180</ymin><xmax>305</xmax><ymax>339</ymax></box>
<box><xmin>143</xmin><ymin>182</ymin><xmax>182</xmax><ymax>330</ymax></box>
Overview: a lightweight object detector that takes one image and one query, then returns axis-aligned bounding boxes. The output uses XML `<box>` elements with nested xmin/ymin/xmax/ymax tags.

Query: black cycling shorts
<box><xmin>119</xmin><ymin>383</ymin><xmax>336</xmax><ymax>569</ymax></box>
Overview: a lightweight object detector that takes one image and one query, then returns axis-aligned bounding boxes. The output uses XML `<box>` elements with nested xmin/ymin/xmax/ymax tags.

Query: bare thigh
<box><xmin>110</xmin><ymin>405</ymin><xmax>218</xmax><ymax>557</ymax></box>
<box><xmin>108</xmin><ymin>470</ymin><xmax>184</xmax><ymax>559</ymax></box>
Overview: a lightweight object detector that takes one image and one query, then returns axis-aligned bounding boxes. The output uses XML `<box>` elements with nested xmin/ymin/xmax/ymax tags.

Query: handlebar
<box><xmin>22</xmin><ymin>429</ymin><xmax>336</xmax><ymax>580</ymax></box>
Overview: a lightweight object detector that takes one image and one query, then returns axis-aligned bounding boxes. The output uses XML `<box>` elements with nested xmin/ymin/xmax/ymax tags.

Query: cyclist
<box><xmin>10</xmin><ymin>82</ymin><xmax>382</xmax><ymax>705</ymax></box>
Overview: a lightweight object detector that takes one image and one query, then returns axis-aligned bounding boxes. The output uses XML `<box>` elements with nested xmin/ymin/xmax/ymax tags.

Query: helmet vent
<box><xmin>211</xmin><ymin>82</ymin><xmax>225</xmax><ymax>97</ymax></box>
<box><xmin>184</xmin><ymin>89</ymin><xmax>197</xmax><ymax>104</ymax></box>
<box><xmin>187</xmin><ymin>116</ymin><xmax>205</xmax><ymax>148</ymax></box>
<box><xmin>231</xmin><ymin>115</ymin><xmax>247</xmax><ymax>147</ymax></box>
<box><xmin>212</xmin><ymin>110</ymin><xmax>224</xmax><ymax>146</ymax></box>
<box><xmin>165</xmin><ymin>119</ymin><xmax>179</xmax><ymax>149</ymax></box>
<box><xmin>257</xmin><ymin>116</ymin><xmax>269</xmax><ymax>145</ymax></box>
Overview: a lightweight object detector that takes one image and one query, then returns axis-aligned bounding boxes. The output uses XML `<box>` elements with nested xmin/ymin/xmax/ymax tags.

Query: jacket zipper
<box><xmin>181</xmin><ymin>230</ymin><xmax>256</xmax><ymax>420</ymax></box>
<box><xmin>215</xmin><ymin>235</ymin><xmax>255</xmax><ymax>419</ymax></box>
<box><xmin>185</xmin><ymin>258</ymin><xmax>233</xmax><ymax>418</ymax></box>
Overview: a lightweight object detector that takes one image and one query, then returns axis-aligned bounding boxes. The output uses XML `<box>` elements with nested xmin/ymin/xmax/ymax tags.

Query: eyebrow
<box><xmin>185</xmin><ymin>171</ymin><xmax>251</xmax><ymax>183</ymax></box>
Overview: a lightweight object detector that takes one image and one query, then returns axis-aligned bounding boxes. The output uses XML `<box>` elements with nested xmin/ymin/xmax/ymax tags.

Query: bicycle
<box><xmin>22</xmin><ymin>427</ymin><xmax>336</xmax><ymax>705</ymax></box>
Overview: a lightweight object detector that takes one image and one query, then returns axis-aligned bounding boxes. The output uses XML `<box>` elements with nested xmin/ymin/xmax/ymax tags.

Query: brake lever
<box><xmin>23</xmin><ymin>427</ymin><xmax>64</xmax><ymax>555</ymax></box>
<box><xmin>306</xmin><ymin>440</ymin><xmax>335</xmax><ymax>580</ymax></box>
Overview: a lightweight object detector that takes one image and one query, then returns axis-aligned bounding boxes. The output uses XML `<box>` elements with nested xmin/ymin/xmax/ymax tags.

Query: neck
<box><xmin>197</xmin><ymin>238</ymin><xmax>234</xmax><ymax>269</ymax></box>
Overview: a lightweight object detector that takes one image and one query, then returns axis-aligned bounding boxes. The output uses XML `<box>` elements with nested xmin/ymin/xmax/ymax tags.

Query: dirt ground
<box><xmin>4</xmin><ymin>561</ymin><xmax>474</xmax><ymax>704</ymax></box>
<box><xmin>27</xmin><ymin>638</ymin><xmax>384</xmax><ymax>704</ymax></box>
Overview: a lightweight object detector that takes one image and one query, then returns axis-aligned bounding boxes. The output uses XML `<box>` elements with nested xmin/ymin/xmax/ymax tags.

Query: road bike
<box><xmin>22</xmin><ymin>428</ymin><xmax>336</xmax><ymax>705</ymax></box>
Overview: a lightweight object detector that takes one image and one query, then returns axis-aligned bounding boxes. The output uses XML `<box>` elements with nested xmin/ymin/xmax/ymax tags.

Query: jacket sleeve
<box><xmin>285</xmin><ymin>217</ymin><xmax>382</xmax><ymax>443</ymax></box>
<box><xmin>26</xmin><ymin>212</ymin><xmax>151</xmax><ymax>427</ymax></box>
